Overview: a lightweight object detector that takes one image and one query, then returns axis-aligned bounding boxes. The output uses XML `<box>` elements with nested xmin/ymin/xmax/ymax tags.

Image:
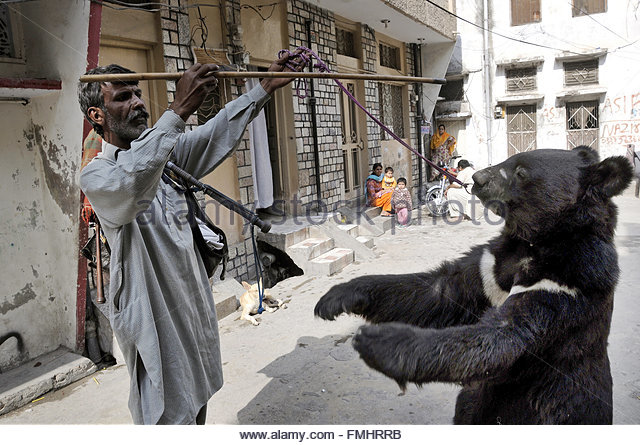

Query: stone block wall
<box><xmin>287</xmin><ymin>0</ymin><xmax>342</xmax><ymax>208</ymax></box>
<box><xmin>361</xmin><ymin>24</ymin><xmax>382</xmax><ymax>169</ymax></box>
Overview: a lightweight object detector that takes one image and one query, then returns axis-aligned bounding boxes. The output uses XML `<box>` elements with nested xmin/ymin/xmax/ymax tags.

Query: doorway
<box><xmin>566</xmin><ymin>100</ymin><xmax>599</xmax><ymax>151</ymax></box>
<box><xmin>507</xmin><ymin>105</ymin><xmax>537</xmax><ymax>156</ymax></box>
<box><xmin>339</xmin><ymin>81</ymin><xmax>367</xmax><ymax>200</ymax></box>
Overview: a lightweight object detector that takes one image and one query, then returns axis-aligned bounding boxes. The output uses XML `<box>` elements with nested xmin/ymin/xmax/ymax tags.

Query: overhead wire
<box><xmin>425</xmin><ymin>0</ymin><xmax>586</xmax><ymax>55</ymax></box>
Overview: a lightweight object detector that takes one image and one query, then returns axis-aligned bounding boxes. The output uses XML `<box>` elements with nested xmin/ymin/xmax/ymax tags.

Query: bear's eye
<box><xmin>515</xmin><ymin>166</ymin><xmax>529</xmax><ymax>181</ymax></box>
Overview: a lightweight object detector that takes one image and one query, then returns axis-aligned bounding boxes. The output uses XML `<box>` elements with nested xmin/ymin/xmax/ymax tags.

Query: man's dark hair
<box><xmin>385</xmin><ymin>166</ymin><xmax>394</xmax><ymax>173</ymax></box>
<box><xmin>397</xmin><ymin>177</ymin><xmax>407</xmax><ymax>185</ymax></box>
<box><xmin>78</xmin><ymin>64</ymin><xmax>138</xmax><ymax>137</ymax></box>
<box><xmin>457</xmin><ymin>159</ymin><xmax>471</xmax><ymax>169</ymax></box>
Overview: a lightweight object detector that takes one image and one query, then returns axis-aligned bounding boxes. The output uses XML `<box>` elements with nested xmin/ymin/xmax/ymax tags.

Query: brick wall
<box><xmin>361</xmin><ymin>24</ymin><xmax>383</xmax><ymax>169</ymax></box>
<box><xmin>160</xmin><ymin>0</ymin><xmax>197</xmax><ymax>127</ymax></box>
<box><xmin>287</xmin><ymin>0</ymin><xmax>342</xmax><ymax>208</ymax></box>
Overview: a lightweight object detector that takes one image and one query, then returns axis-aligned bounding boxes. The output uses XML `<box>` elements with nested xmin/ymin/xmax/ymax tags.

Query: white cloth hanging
<box><xmin>247</xmin><ymin>78</ymin><xmax>274</xmax><ymax>209</ymax></box>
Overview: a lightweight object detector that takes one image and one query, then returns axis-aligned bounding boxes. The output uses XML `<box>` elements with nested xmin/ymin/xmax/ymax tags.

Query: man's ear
<box><xmin>583</xmin><ymin>156</ymin><xmax>633</xmax><ymax>198</ymax></box>
<box><xmin>87</xmin><ymin>106</ymin><xmax>105</xmax><ymax>127</ymax></box>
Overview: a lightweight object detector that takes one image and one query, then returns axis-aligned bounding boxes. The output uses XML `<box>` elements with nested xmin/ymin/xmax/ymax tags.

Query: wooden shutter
<box><xmin>564</xmin><ymin>60</ymin><xmax>599</xmax><ymax>86</ymax></box>
<box><xmin>506</xmin><ymin>67</ymin><xmax>537</xmax><ymax>92</ymax></box>
<box><xmin>572</xmin><ymin>0</ymin><xmax>607</xmax><ymax>17</ymax></box>
<box><xmin>511</xmin><ymin>0</ymin><xmax>541</xmax><ymax>26</ymax></box>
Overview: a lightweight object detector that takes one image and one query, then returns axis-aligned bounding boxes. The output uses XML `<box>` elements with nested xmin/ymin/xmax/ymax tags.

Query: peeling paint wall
<box><xmin>0</xmin><ymin>0</ymin><xmax>89</xmax><ymax>370</ymax></box>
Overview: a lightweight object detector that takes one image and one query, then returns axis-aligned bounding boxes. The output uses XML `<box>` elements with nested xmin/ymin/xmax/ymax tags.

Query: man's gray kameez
<box><xmin>80</xmin><ymin>84</ymin><xmax>270</xmax><ymax>424</ymax></box>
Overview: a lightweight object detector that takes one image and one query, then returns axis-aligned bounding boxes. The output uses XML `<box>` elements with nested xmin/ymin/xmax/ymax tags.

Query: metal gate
<box><xmin>566</xmin><ymin>101</ymin><xmax>599</xmax><ymax>151</ymax></box>
<box><xmin>507</xmin><ymin>105</ymin><xmax>537</xmax><ymax>156</ymax></box>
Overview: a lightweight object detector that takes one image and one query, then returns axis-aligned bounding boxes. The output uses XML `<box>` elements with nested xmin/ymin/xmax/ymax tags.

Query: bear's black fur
<box><xmin>315</xmin><ymin>146</ymin><xmax>633</xmax><ymax>424</ymax></box>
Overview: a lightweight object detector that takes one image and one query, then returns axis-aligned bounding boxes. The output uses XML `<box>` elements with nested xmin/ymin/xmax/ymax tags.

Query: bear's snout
<box><xmin>472</xmin><ymin>169</ymin><xmax>491</xmax><ymax>187</ymax></box>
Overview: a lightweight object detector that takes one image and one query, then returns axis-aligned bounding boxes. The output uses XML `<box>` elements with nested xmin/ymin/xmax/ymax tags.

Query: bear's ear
<box><xmin>582</xmin><ymin>156</ymin><xmax>633</xmax><ymax>198</ymax></box>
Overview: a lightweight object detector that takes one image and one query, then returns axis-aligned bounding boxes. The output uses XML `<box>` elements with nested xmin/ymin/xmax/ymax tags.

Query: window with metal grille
<box><xmin>0</xmin><ymin>4</ymin><xmax>16</xmax><ymax>59</ymax></box>
<box><xmin>337</xmin><ymin>28</ymin><xmax>356</xmax><ymax>58</ymax></box>
<box><xmin>378</xmin><ymin>84</ymin><xmax>405</xmax><ymax>140</ymax></box>
<box><xmin>506</xmin><ymin>67</ymin><xmax>537</xmax><ymax>92</ymax></box>
<box><xmin>572</xmin><ymin>0</ymin><xmax>606</xmax><ymax>16</ymax></box>
<box><xmin>511</xmin><ymin>0</ymin><xmax>541</xmax><ymax>26</ymax></box>
<box><xmin>440</xmin><ymin>79</ymin><xmax>464</xmax><ymax>101</ymax></box>
<box><xmin>564</xmin><ymin>59</ymin><xmax>598</xmax><ymax>86</ymax></box>
<box><xmin>379</xmin><ymin>43</ymin><xmax>401</xmax><ymax>70</ymax></box>
<box><xmin>507</xmin><ymin>105</ymin><xmax>537</xmax><ymax>156</ymax></box>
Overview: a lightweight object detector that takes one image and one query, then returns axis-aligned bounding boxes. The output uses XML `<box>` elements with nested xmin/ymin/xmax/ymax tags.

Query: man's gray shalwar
<box><xmin>80</xmin><ymin>84</ymin><xmax>270</xmax><ymax>424</ymax></box>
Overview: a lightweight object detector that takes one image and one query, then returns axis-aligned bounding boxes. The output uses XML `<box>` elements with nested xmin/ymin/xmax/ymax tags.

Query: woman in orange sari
<box><xmin>430</xmin><ymin>124</ymin><xmax>456</xmax><ymax>178</ymax></box>
<box><xmin>365</xmin><ymin>163</ymin><xmax>393</xmax><ymax>216</ymax></box>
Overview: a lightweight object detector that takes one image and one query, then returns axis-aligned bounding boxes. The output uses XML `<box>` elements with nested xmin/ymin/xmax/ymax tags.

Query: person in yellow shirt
<box><xmin>430</xmin><ymin>124</ymin><xmax>456</xmax><ymax>179</ymax></box>
<box><xmin>382</xmin><ymin>166</ymin><xmax>397</xmax><ymax>190</ymax></box>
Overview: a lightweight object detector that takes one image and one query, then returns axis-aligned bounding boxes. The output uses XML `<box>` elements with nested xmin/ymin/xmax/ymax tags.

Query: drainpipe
<box><xmin>482</xmin><ymin>0</ymin><xmax>493</xmax><ymax>166</ymax></box>
<box><xmin>76</xmin><ymin>0</ymin><xmax>102</xmax><ymax>353</ymax></box>
<box><xmin>306</xmin><ymin>20</ymin><xmax>323</xmax><ymax>210</ymax></box>
<box><xmin>413</xmin><ymin>43</ymin><xmax>424</xmax><ymax>201</ymax></box>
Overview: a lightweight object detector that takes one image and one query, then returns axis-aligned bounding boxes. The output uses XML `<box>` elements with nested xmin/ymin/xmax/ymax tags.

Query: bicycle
<box><xmin>425</xmin><ymin>155</ymin><xmax>462</xmax><ymax>216</ymax></box>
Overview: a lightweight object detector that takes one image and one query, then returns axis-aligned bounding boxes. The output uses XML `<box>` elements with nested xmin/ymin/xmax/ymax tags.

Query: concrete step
<box><xmin>307</xmin><ymin>248</ymin><xmax>354</xmax><ymax>276</ymax></box>
<box><xmin>336</xmin><ymin>223</ymin><xmax>359</xmax><ymax>237</ymax></box>
<box><xmin>357</xmin><ymin>214</ymin><xmax>392</xmax><ymax>236</ymax></box>
<box><xmin>356</xmin><ymin>235</ymin><xmax>374</xmax><ymax>248</ymax></box>
<box><xmin>287</xmin><ymin>236</ymin><xmax>335</xmax><ymax>262</ymax></box>
<box><xmin>258</xmin><ymin>226</ymin><xmax>310</xmax><ymax>252</ymax></box>
<box><xmin>0</xmin><ymin>348</ymin><xmax>97</xmax><ymax>416</ymax></box>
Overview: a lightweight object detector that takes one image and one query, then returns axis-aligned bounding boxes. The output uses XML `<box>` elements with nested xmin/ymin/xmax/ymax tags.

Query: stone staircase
<box><xmin>258</xmin><ymin>207</ymin><xmax>392</xmax><ymax>277</ymax></box>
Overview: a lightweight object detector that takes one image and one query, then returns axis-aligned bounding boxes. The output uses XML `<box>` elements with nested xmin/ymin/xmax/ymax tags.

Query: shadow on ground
<box><xmin>236</xmin><ymin>333</ymin><xmax>459</xmax><ymax>425</ymax></box>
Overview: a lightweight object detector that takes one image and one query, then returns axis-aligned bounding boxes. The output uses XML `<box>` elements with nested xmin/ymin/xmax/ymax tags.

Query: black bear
<box><xmin>315</xmin><ymin>146</ymin><xmax>633</xmax><ymax>424</ymax></box>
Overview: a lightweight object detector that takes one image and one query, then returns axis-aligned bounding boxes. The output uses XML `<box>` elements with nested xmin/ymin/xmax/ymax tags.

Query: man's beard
<box><xmin>105</xmin><ymin>108</ymin><xmax>149</xmax><ymax>144</ymax></box>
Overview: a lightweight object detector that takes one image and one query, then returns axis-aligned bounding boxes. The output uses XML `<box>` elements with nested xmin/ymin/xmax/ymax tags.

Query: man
<box><xmin>445</xmin><ymin>159</ymin><xmax>475</xmax><ymax>221</ymax></box>
<box><xmin>430</xmin><ymin>124</ymin><xmax>456</xmax><ymax>179</ymax></box>
<box><xmin>78</xmin><ymin>53</ymin><xmax>305</xmax><ymax>424</ymax></box>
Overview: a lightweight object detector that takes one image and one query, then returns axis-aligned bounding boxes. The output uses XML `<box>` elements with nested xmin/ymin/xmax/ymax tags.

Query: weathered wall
<box><xmin>453</xmin><ymin>0</ymin><xmax>640</xmax><ymax>167</ymax></box>
<box><xmin>0</xmin><ymin>0</ymin><xmax>89</xmax><ymax>369</ymax></box>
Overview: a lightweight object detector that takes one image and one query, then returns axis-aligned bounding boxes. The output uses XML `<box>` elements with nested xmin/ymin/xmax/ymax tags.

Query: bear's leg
<box><xmin>315</xmin><ymin>244</ymin><xmax>490</xmax><ymax>329</ymax></box>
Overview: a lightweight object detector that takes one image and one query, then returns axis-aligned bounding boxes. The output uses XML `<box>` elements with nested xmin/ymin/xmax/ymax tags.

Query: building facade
<box><xmin>438</xmin><ymin>0</ymin><xmax>640</xmax><ymax>168</ymax></box>
<box><xmin>0</xmin><ymin>0</ymin><xmax>455</xmax><ymax>372</ymax></box>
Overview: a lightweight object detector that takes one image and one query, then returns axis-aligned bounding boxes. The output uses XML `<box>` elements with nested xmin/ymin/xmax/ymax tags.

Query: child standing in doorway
<box><xmin>382</xmin><ymin>167</ymin><xmax>397</xmax><ymax>190</ymax></box>
<box><xmin>391</xmin><ymin>177</ymin><xmax>412</xmax><ymax>226</ymax></box>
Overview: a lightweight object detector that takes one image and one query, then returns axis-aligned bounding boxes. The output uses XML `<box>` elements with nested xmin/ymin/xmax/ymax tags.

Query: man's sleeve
<box><xmin>172</xmin><ymin>83</ymin><xmax>271</xmax><ymax>179</ymax></box>
<box><xmin>79</xmin><ymin>111</ymin><xmax>186</xmax><ymax>229</ymax></box>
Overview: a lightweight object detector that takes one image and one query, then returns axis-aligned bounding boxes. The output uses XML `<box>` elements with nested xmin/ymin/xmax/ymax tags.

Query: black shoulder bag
<box><xmin>162</xmin><ymin>171</ymin><xmax>229</xmax><ymax>280</ymax></box>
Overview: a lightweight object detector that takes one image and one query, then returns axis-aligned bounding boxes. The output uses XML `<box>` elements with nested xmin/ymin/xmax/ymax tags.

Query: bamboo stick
<box><xmin>79</xmin><ymin>71</ymin><xmax>446</xmax><ymax>84</ymax></box>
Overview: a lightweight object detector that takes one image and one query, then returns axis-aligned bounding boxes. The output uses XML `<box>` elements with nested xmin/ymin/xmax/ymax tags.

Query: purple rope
<box><xmin>278</xmin><ymin>47</ymin><xmax>463</xmax><ymax>186</ymax></box>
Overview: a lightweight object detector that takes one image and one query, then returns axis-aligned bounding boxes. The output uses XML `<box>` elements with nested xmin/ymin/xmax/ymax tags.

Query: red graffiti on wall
<box><xmin>601</xmin><ymin>92</ymin><xmax>640</xmax><ymax>117</ymax></box>
<box><xmin>600</xmin><ymin>120</ymin><xmax>640</xmax><ymax>146</ymax></box>
<box><xmin>542</xmin><ymin>106</ymin><xmax>558</xmax><ymax>120</ymax></box>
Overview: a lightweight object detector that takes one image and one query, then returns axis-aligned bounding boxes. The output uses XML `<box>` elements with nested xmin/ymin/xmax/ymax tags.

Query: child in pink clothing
<box><xmin>391</xmin><ymin>177</ymin><xmax>412</xmax><ymax>225</ymax></box>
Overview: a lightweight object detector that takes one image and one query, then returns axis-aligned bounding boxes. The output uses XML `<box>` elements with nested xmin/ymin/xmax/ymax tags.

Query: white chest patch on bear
<box><xmin>509</xmin><ymin>279</ymin><xmax>578</xmax><ymax>297</ymax></box>
<box><xmin>480</xmin><ymin>249</ymin><xmax>510</xmax><ymax>307</ymax></box>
